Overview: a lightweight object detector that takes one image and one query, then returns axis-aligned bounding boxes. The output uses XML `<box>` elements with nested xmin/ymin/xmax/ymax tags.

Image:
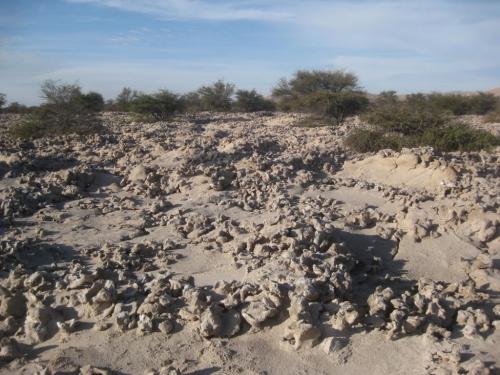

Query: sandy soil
<box><xmin>0</xmin><ymin>112</ymin><xmax>498</xmax><ymax>375</ymax></box>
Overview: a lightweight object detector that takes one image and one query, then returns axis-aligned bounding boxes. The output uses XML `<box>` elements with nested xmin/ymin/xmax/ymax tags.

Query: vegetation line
<box><xmin>1</xmin><ymin>70</ymin><xmax>499</xmax><ymax>152</ymax></box>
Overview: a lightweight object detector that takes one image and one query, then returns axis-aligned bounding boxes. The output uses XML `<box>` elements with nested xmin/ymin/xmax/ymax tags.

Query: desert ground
<box><xmin>0</xmin><ymin>112</ymin><xmax>499</xmax><ymax>374</ymax></box>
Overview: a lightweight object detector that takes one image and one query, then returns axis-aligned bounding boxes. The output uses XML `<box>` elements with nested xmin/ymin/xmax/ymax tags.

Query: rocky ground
<box><xmin>0</xmin><ymin>112</ymin><xmax>499</xmax><ymax>375</ymax></box>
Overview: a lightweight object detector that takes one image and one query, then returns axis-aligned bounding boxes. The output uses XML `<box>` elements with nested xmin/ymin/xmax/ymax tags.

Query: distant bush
<box><xmin>272</xmin><ymin>70</ymin><xmax>368</xmax><ymax>124</ymax></box>
<box><xmin>485</xmin><ymin>109</ymin><xmax>500</xmax><ymax>123</ymax></box>
<box><xmin>181</xmin><ymin>91</ymin><xmax>203</xmax><ymax>113</ymax></box>
<box><xmin>375</xmin><ymin>91</ymin><xmax>398</xmax><ymax>106</ymax></box>
<box><xmin>347</xmin><ymin>90</ymin><xmax>500</xmax><ymax>153</ymax></box>
<box><xmin>10</xmin><ymin>80</ymin><xmax>103</xmax><ymax>139</ymax></box>
<box><xmin>0</xmin><ymin>93</ymin><xmax>5</xmax><ymax>111</ymax></box>
<box><xmin>301</xmin><ymin>91</ymin><xmax>369</xmax><ymax>125</ymax></box>
<box><xmin>130</xmin><ymin>90</ymin><xmax>184</xmax><ymax>121</ymax></box>
<box><xmin>345</xmin><ymin>129</ymin><xmax>406</xmax><ymax>152</ymax></box>
<box><xmin>3</xmin><ymin>102</ymin><xmax>33</xmax><ymax>114</ymax></box>
<box><xmin>363</xmin><ymin>103</ymin><xmax>447</xmax><ymax>136</ymax></box>
<box><xmin>468</xmin><ymin>93</ymin><xmax>498</xmax><ymax>115</ymax></box>
<box><xmin>110</xmin><ymin>87</ymin><xmax>139</xmax><ymax>112</ymax></box>
<box><xmin>345</xmin><ymin>123</ymin><xmax>498</xmax><ymax>153</ymax></box>
<box><xmin>11</xmin><ymin>104</ymin><xmax>101</xmax><ymax>139</ymax></box>
<box><xmin>419</xmin><ymin>123</ymin><xmax>499</xmax><ymax>152</ymax></box>
<box><xmin>233</xmin><ymin>89</ymin><xmax>275</xmax><ymax>112</ymax></box>
<box><xmin>77</xmin><ymin>91</ymin><xmax>105</xmax><ymax>112</ymax></box>
<box><xmin>273</xmin><ymin>70</ymin><xmax>361</xmax><ymax>97</ymax></box>
<box><xmin>403</xmin><ymin>92</ymin><xmax>498</xmax><ymax>116</ymax></box>
<box><xmin>198</xmin><ymin>80</ymin><xmax>235</xmax><ymax>111</ymax></box>
<box><xmin>428</xmin><ymin>94</ymin><xmax>470</xmax><ymax>115</ymax></box>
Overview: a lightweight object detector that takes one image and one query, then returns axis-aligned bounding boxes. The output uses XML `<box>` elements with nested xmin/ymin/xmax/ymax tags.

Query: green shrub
<box><xmin>344</xmin><ymin>129</ymin><xmax>407</xmax><ymax>152</ymax></box>
<box><xmin>10</xmin><ymin>80</ymin><xmax>102</xmax><ymax>139</ymax></box>
<box><xmin>77</xmin><ymin>91</ymin><xmax>105</xmax><ymax>112</ymax></box>
<box><xmin>198</xmin><ymin>80</ymin><xmax>235</xmax><ymax>111</ymax></box>
<box><xmin>403</xmin><ymin>92</ymin><xmax>498</xmax><ymax>116</ymax></box>
<box><xmin>405</xmin><ymin>93</ymin><xmax>428</xmax><ymax>110</ymax></box>
<box><xmin>11</xmin><ymin>104</ymin><xmax>102</xmax><ymax>139</ymax></box>
<box><xmin>468</xmin><ymin>93</ymin><xmax>498</xmax><ymax>115</ymax></box>
<box><xmin>3</xmin><ymin>102</ymin><xmax>32</xmax><ymax>114</ymax></box>
<box><xmin>130</xmin><ymin>90</ymin><xmax>184</xmax><ymax>121</ymax></box>
<box><xmin>111</xmin><ymin>87</ymin><xmax>139</xmax><ymax>112</ymax></box>
<box><xmin>420</xmin><ymin>123</ymin><xmax>499</xmax><ymax>152</ymax></box>
<box><xmin>273</xmin><ymin>70</ymin><xmax>360</xmax><ymax>98</ymax></box>
<box><xmin>353</xmin><ymin>90</ymin><xmax>500</xmax><ymax>153</ymax></box>
<box><xmin>233</xmin><ymin>89</ymin><xmax>275</xmax><ymax>112</ymax></box>
<box><xmin>364</xmin><ymin>103</ymin><xmax>446</xmax><ymax>136</ymax></box>
<box><xmin>40</xmin><ymin>80</ymin><xmax>81</xmax><ymax>106</ymax></box>
<box><xmin>425</xmin><ymin>93</ymin><xmax>469</xmax><ymax>115</ymax></box>
<box><xmin>10</xmin><ymin>118</ymin><xmax>41</xmax><ymax>139</ymax></box>
<box><xmin>0</xmin><ymin>93</ymin><xmax>5</xmax><ymax>110</ymax></box>
<box><xmin>485</xmin><ymin>109</ymin><xmax>500</xmax><ymax>123</ymax></box>
<box><xmin>272</xmin><ymin>69</ymin><xmax>368</xmax><ymax>123</ymax></box>
<box><xmin>345</xmin><ymin>124</ymin><xmax>498</xmax><ymax>153</ymax></box>
<box><xmin>302</xmin><ymin>91</ymin><xmax>368</xmax><ymax>125</ymax></box>
<box><xmin>375</xmin><ymin>91</ymin><xmax>399</xmax><ymax>106</ymax></box>
<box><xmin>181</xmin><ymin>92</ymin><xmax>203</xmax><ymax>113</ymax></box>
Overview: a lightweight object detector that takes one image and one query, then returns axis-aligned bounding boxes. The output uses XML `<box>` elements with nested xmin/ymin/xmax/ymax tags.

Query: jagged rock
<box><xmin>321</xmin><ymin>336</ymin><xmax>347</xmax><ymax>355</ymax></box>
<box><xmin>0</xmin><ymin>289</ymin><xmax>27</xmax><ymax>318</ymax></box>
<box><xmin>367</xmin><ymin>286</ymin><xmax>394</xmax><ymax>323</ymax></box>
<box><xmin>282</xmin><ymin>321</ymin><xmax>321</xmax><ymax>350</ymax></box>
<box><xmin>24</xmin><ymin>303</ymin><xmax>54</xmax><ymax>344</ymax></box>
<box><xmin>158</xmin><ymin>319</ymin><xmax>174</xmax><ymax>334</ymax></box>
<box><xmin>129</xmin><ymin>165</ymin><xmax>148</xmax><ymax>182</ymax></box>
<box><xmin>80</xmin><ymin>365</ymin><xmax>112</xmax><ymax>375</ymax></box>
<box><xmin>57</xmin><ymin>318</ymin><xmax>78</xmax><ymax>334</ymax></box>
<box><xmin>0</xmin><ymin>316</ymin><xmax>18</xmax><ymax>338</ymax></box>
<box><xmin>219</xmin><ymin>309</ymin><xmax>242</xmax><ymax>338</ymax></box>
<box><xmin>329</xmin><ymin>302</ymin><xmax>359</xmax><ymax>331</ymax></box>
<box><xmin>0</xmin><ymin>337</ymin><xmax>21</xmax><ymax>362</ymax></box>
<box><xmin>241</xmin><ymin>285</ymin><xmax>282</xmax><ymax>328</ymax></box>
<box><xmin>84</xmin><ymin>280</ymin><xmax>117</xmax><ymax>316</ymax></box>
<box><xmin>145</xmin><ymin>366</ymin><xmax>181</xmax><ymax>375</ymax></box>
<box><xmin>294</xmin><ymin>278</ymin><xmax>320</xmax><ymax>301</ymax></box>
<box><xmin>137</xmin><ymin>314</ymin><xmax>154</xmax><ymax>335</ymax></box>
<box><xmin>210</xmin><ymin>168</ymin><xmax>235</xmax><ymax>191</ymax></box>
<box><xmin>456</xmin><ymin>308</ymin><xmax>490</xmax><ymax>338</ymax></box>
<box><xmin>116</xmin><ymin>311</ymin><xmax>137</xmax><ymax>331</ymax></box>
<box><xmin>199</xmin><ymin>305</ymin><xmax>222</xmax><ymax>338</ymax></box>
<box><xmin>462</xmin><ymin>360</ymin><xmax>492</xmax><ymax>375</ymax></box>
<box><xmin>403</xmin><ymin>315</ymin><xmax>425</xmax><ymax>334</ymax></box>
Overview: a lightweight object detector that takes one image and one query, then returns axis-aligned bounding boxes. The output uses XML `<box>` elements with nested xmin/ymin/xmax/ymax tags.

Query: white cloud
<box><xmin>108</xmin><ymin>35</ymin><xmax>140</xmax><ymax>45</ymax></box>
<box><xmin>65</xmin><ymin>0</ymin><xmax>292</xmax><ymax>21</ymax></box>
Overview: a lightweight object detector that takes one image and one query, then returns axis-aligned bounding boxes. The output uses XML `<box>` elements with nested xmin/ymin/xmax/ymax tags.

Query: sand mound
<box><xmin>340</xmin><ymin>151</ymin><xmax>458</xmax><ymax>192</ymax></box>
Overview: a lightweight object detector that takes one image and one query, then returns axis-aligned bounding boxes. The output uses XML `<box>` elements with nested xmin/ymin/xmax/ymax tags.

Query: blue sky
<box><xmin>1</xmin><ymin>0</ymin><xmax>499</xmax><ymax>105</ymax></box>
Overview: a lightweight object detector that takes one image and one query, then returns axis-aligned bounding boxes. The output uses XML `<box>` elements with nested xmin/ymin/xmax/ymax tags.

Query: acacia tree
<box><xmin>198</xmin><ymin>80</ymin><xmax>235</xmax><ymax>111</ymax></box>
<box><xmin>130</xmin><ymin>90</ymin><xmax>184</xmax><ymax>120</ymax></box>
<box><xmin>11</xmin><ymin>80</ymin><xmax>103</xmax><ymax>138</ymax></box>
<box><xmin>274</xmin><ymin>70</ymin><xmax>360</xmax><ymax>96</ymax></box>
<box><xmin>115</xmin><ymin>87</ymin><xmax>139</xmax><ymax>111</ymax></box>
<box><xmin>272</xmin><ymin>70</ymin><xmax>368</xmax><ymax>124</ymax></box>
<box><xmin>40</xmin><ymin>80</ymin><xmax>82</xmax><ymax>106</ymax></box>
<box><xmin>233</xmin><ymin>89</ymin><xmax>275</xmax><ymax>112</ymax></box>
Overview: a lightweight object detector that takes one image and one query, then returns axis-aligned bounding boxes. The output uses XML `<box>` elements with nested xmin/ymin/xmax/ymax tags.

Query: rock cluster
<box><xmin>0</xmin><ymin>112</ymin><xmax>498</xmax><ymax>374</ymax></box>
